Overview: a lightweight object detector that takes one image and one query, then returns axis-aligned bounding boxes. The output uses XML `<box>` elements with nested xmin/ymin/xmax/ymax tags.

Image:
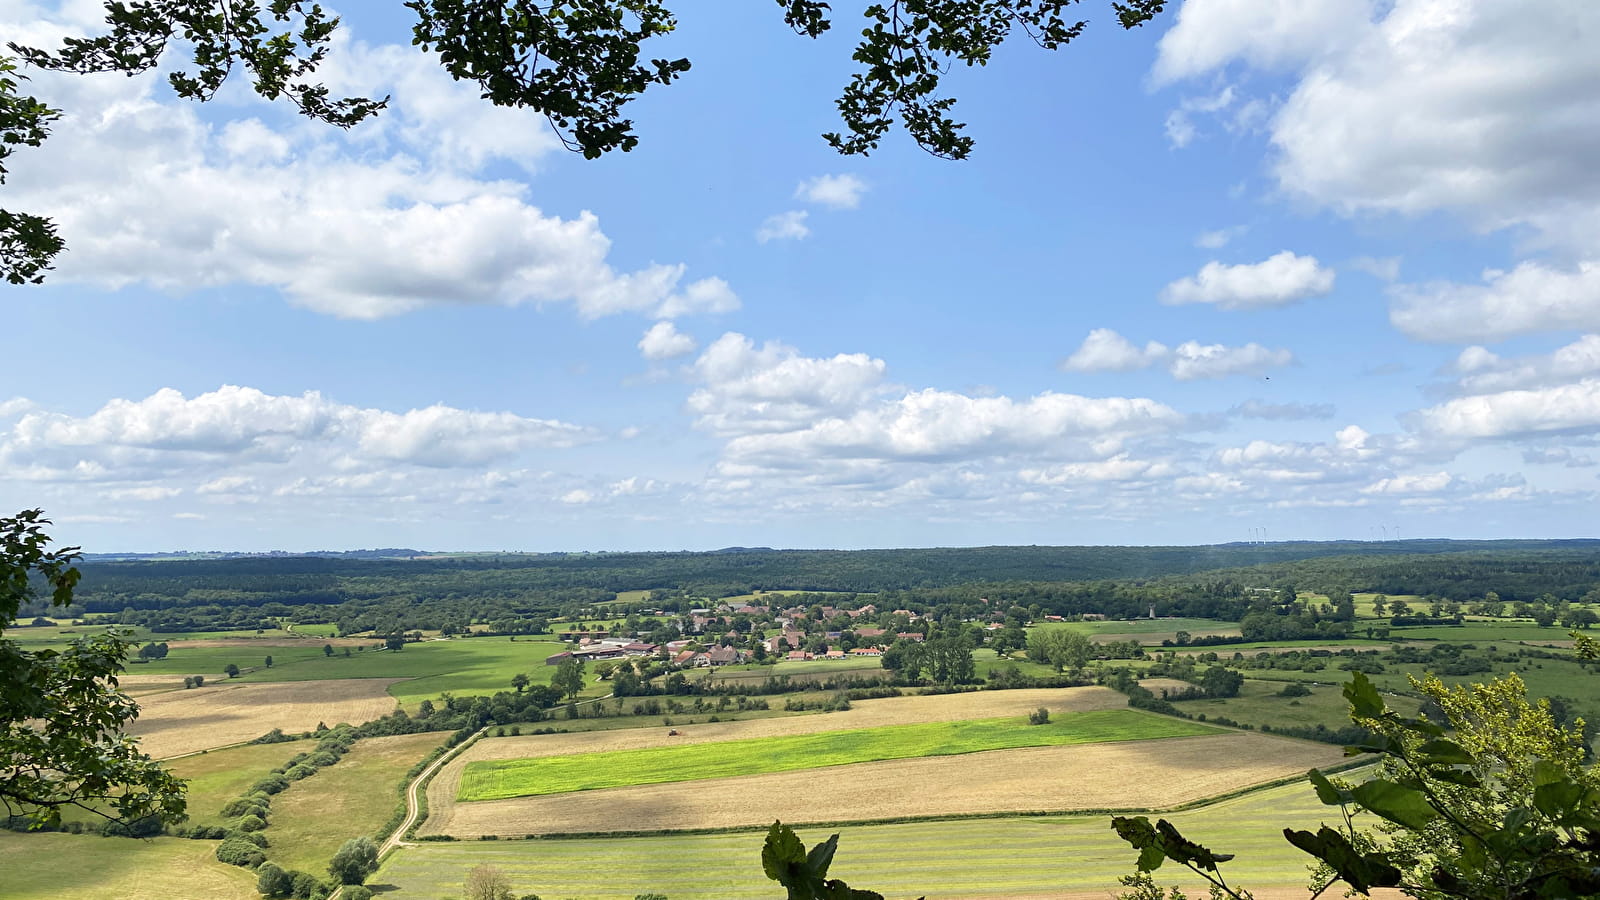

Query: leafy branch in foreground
<box><xmin>763</xmin><ymin>821</ymin><xmax>922</xmax><ymax>900</ymax></box>
<box><xmin>4</xmin><ymin>1</ymin><xmax>1173</xmax><ymax>281</ymax></box>
<box><xmin>0</xmin><ymin>509</ymin><xmax>186</xmax><ymax>830</ymax></box>
<box><xmin>1113</xmin><ymin>671</ymin><xmax>1600</xmax><ymax>900</ymax></box>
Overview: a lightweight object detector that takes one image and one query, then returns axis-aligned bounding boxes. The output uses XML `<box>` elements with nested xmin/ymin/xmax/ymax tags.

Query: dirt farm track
<box><xmin>422</xmin><ymin>687</ymin><xmax>1346</xmax><ymax>837</ymax></box>
<box><xmin>126</xmin><ymin>679</ymin><xmax>402</xmax><ymax>758</ymax></box>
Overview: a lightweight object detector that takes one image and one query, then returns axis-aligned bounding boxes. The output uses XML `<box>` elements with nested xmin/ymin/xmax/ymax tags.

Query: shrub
<box><xmin>1278</xmin><ymin>682</ymin><xmax>1312</xmax><ymax>698</ymax></box>
<box><xmin>221</xmin><ymin>797</ymin><xmax>269</xmax><ymax>818</ymax></box>
<box><xmin>285</xmin><ymin>764</ymin><xmax>317</xmax><ymax>781</ymax></box>
<box><xmin>215</xmin><ymin>837</ymin><xmax>266</xmax><ymax>868</ymax></box>
<box><xmin>98</xmin><ymin>814</ymin><xmax>165</xmax><ymax>837</ymax></box>
<box><xmin>257</xmin><ymin>862</ymin><xmax>293</xmax><ymax>897</ymax></box>
<box><xmin>327</xmin><ymin>836</ymin><xmax>380</xmax><ymax>885</ymax></box>
<box><xmin>1027</xmin><ymin>707</ymin><xmax>1050</xmax><ymax>725</ymax></box>
<box><xmin>343</xmin><ymin>887</ymin><xmax>373</xmax><ymax>900</ymax></box>
<box><xmin>307</xmin><ymin>751</ymin><xmax>340</xmax><ymax>767</ymax></box>
<box><xmin>234</xmin><ymin>814</ymin><xmax>267</xmax><ymax>833</ymax></box>
<box><xmin>252</xmin><ymin>775</ymin><xmax>290</xmax><ymax>795</ymax></box>
<box><xmin>287</xmin><ymin>870</ymin><xmax>325</xmax><ymax>899</ymax></box>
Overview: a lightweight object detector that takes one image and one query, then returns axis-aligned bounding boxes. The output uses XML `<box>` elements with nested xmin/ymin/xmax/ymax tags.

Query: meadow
<box><xmin>457</xmin><ymin>710</ymin><xmax>1220</xmax><ymax>800</ymax></box>
<box><xmin>381</xmin><ymin>772</ymin><xmax>1352</xmax><ymax>899</ymax></box>
<box><xmin>0</xmin><ymin>832</ymin><xmax>259</xmax><ymax>900</ymax></box>
<box><xmin>262</xmin><ymin>731</ymin><xmax>450</xmax><ymax>873</ymax></box>
<box><xmin>235</xmin><ymin>637</ymin><xmax>577</xmax><ymax>707</ymax></box>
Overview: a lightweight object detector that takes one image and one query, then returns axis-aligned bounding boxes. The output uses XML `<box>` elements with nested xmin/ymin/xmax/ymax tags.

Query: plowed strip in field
<box><xmin>427</xmin><ymin>731</ymin><xmax>1343</xmax><ymax>837</ymax></box>
<box><xmin>125</xmin><ymin>678</ymin><xmax>401</xmax><ymax>757</ymax></box>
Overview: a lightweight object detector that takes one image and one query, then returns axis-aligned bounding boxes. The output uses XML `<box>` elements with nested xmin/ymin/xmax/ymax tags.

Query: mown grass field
<box><xmin>0</xmin><ymin>832</ymin><xmax>259</xmax><ymax>900</ymax></box>
<box><xmin>263</xmin><ymin>731</ymin><xmax>450</xmax><ymax>874</ymax></box>
<box><xmin>1175</xmin><ymin>678</ymin><xmax>1422</xmax><ymax>732</ymax></box>
<box><xmin>167</xmin><ymin>740</ymin><xmax>312</xmax><ymax>826</ymax></box>
<box><xmin>380</xmin><ymin>774</ymin><xmax>1351</xmax><ymax>899</ymax></box>
<box><xmin>233</xmin><ymin>638</ymin><xmax>578</xmax><ymax>707</ymax></box>
<box><xmin>458</xmin><ymin>710</ymin><xmax>1218</xmax><ymax>801</ymax></box>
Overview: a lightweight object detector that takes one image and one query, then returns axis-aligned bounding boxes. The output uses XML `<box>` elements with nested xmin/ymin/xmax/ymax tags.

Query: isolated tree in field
<box><xmin>1028</xmin><ymin>628</ymin><xmax>1092</xmax><ymax>673</ymax></box>
<box><xmin>385</xmin><ymin>633</ymin><xmax>406</xmax><ymax>651</ymax></box>
<box><xmin>464</xmin><ymin>863</ymin><xmax>516</xmax><ymax>900</ymax></box>
<box><xmin>0</xmin><ymin>510</ymin><xmax>186</xmax><ymax>829</ymax></box>
<box><xmin>1</xmin><ymin>0</ymin><xmax>1173</xmax><ymax>282</ymax></box>
<box><xmin>323</xmin><ymin>643</ymin><xmax>334</xmax><ymax>656</ymax></box>
<box><xmin>1198</xmin><ymin>666</ymin><xmax>1242</xmax><ymax>698</ymax></box>
<box><xmin>265</xmin><ymin>654</ymin><xmax>273</xmax><ymax>667</ymax></box>
<box><xmin>552</xmin><ymin>658</ymin><xmax>586</xmax><ymax>702</ymax></box>
<box><xmin>511</xmin><ymin>672</ymin><xmax>529</xmax><ymax>693</ymax></box>
<box><xmin>224</xmin><ymin>663</ymin><xmax>240</xmax><ymax>677</ymax></box>
<box><xmin>327</xmin><ymin>836</ymin><xmax>380</xmax><ymax>885</ymax></box>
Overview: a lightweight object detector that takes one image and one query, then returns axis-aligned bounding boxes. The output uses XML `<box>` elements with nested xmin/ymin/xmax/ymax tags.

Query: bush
<box><xmin>234</xmin><ymin>814</ymin><xmax>267</xmax><ymax>833</ymax></box>
<box><xmin>1278</xmin><ymin>682</ymin><xmax>1312</xmax><ymax>698</ymax></box>
<box><xmin>98</xmin><ymin>814</ymin><xmax>165</xmax><ymax>837</ymax></box>
<box><xmin>1027</xmin><ymin>707</ymin><xmax>1050</xmax><ymax>725</ymax></box>
<box><xmin>221</xmin><ymin>797</ymin><xmax>269</xmax><ymax>818</ymax></box>
<box><xmin>284</xmin><ymin>764</ymin><xmax>317</xmax><ymax>781</ymax></box>
<box><xmin>215</xmin><ymin>837</ymin><xmax>266</xmax><ymax>868</ymax></box>
<box><xmin>232</xmin><ymin>830</ymin><xmax>269</xmax><ymax>848</ymax></box>
<box><xmin>252</xmin><ymin>775</ymin><xmax>290</xmax><ymax>795</ymax></box>
<box><xmin>288</xmin><ymin>870</ymin><xmax>325</xmax><ymax>899</ymax></box>
<box><xmin>257</xmin><ymin>862</ymin><xmax>293</xmax><ymax>897</ymax></box>
<box><xmin>343</xmin><ymin>887</ymin><xmax>373</xmax><ymax>900</ymax></box>
<box><xmin>307</xmin><ymin>751</ymin><xmax>340</xmax><ymax>767</ymax></box>
<box><xmin>327</xmin><ymin>836</ymin><xmax>380</xmax><ymax>885</ymax></box>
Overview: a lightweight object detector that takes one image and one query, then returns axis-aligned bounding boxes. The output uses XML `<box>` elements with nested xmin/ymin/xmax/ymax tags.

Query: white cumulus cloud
<box><xmin>795</xmin><ymin>174</ymin><xmax>868</xmax><ymax>210</ymax></box>
<box><xmin>1161</xmin><ymin>252</ymin><xmax>1335</xmax><ymax>309</ymax></box>
<box><xmin>638</xmin><ymin>321</ymin><xmax>699</xmax><ymax>361</ymax></box>
<box><xmin>756</xmin><ymin>211</ymin><xmax>811</xmax><ymax>243</ymax></box>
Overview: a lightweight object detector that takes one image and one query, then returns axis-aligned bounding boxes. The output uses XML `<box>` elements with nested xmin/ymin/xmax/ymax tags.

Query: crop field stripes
<box><xmin>457</xmin><ymin>710</ymin><xmax>1220</xmax><ymax>801</ymax></box>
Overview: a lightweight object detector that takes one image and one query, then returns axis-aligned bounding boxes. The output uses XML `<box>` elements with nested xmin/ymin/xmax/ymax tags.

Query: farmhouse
<box><xmin>848</xmin><ymin>647</ymin><xmax>882</xmax><ymax>657</ymax></box>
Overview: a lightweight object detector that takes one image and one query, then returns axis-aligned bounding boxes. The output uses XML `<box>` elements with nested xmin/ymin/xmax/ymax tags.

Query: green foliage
<box><xmin>1028</xmin><ymin>628</ymin><xmax>1093</xmax><ymax>672</ymax></box>
<box><xmin>257</xmin><ymin>861</ymin><xmax>293</xmax><ymax>898</ymax></box>
<box><xmin>343</xmin><ymin>887</ymin><xmax>374</xmax><ymax>900</ymax></box>
<box><xmin>0</xmin><ymin>58</ymin><xmax>62</xmax><ymax>284</ymax></box>
<box><xmin>0</xmin><ymin>510</ymin><xmax>186</xmax><ymax>830</ymax></box>
<box><xmin>1199</xmin><ymin>667</ymin><xmax>1243</xmax><ymax>699</ymax></box>
<box><xmin>552</xmin><ymin>657</ymin><xmax>585</xmax><ymax>701</ymax></box>
<box><xmin>460</xmin><ymin>710</ymin><xmax>1214</xmax><ymax>800</ymax></box>
<box><xmin>1028</xmin><ymin>707</ymin><xmax>1050</xmax><ymax>725</ymax></box>
<box><xmin>327</xmin><ymin>835</ymin><xmax>380</xmax><ymax>885</ymax></box>
<box><xmin>216</xmin><ymin>835</ymin><xmax>268</xmax><ymax>868</ymax></box>
<box><xmin>1114</xmin><ymin>672</ymin><xmax>1600</xmax><ymax>900</ymax></box>
<box><xmin>761</xmin><ymin>821</ymin><xmax>900</xmax><ymax>900</ymax></box>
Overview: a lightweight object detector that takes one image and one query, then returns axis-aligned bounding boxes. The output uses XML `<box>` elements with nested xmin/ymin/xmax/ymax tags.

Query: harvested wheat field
<box><xmin>427</xmin><ymin>687</ymin><xmax>1125</xmax><ymax>807</ymax></box>
<box><xmin>118</xmin><ymin>673</ymin><xmax>214</xmax><ymax>695</ymax></box>
<box><xmin>126</xmin><ymin>678</ymin><xmax>401</xmax><ymax>758</ymax></box>
<box><xmin>426</xmin><ymin>730</ymin><xmax>1344</xmax><ymax>837</ymax></box>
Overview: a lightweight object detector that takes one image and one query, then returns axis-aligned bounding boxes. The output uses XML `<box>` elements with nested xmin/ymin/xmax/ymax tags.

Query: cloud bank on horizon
<box><xmin>3</xmin><ymin>0</ymin><xmax>1598</xmax><ymax>550</ymax></box>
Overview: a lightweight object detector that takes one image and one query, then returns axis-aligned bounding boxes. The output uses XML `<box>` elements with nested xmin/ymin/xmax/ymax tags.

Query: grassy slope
<box><xmin>458</xmin><ymin>710</ymin><xmax>1219</xmax><ymax>801</ymax></box>
<box><xmin>378</xmin><ymin>775</ymin><xmax>1346</xmax><ymax>899</ymax></box>
<box><xmin>263</xmin><ymin>731</ymin><xmax>450</xmax><ymax>874</ymax></box>
<box><xmin>168</xmin><ymin>740</ymin><xmax>312</xmax><ymax>826</ymax></box>
<box><xmin>0</xmin><ymin>832</ymin><xmax>259</xmax><ymax>900</ymax></box>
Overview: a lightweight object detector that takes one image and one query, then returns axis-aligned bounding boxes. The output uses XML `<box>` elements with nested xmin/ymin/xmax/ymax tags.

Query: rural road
<box><xmin>379</xmin><ymin>688</ymin><xmax>616</xmax><ymax>856</ymax></box>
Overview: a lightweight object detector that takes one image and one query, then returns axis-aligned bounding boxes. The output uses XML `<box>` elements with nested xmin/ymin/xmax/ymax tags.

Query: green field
<box><xmin>380</xmin><ymin>775</ymin><xmax>1352</xmax><ymax>899</ymax></box>
<box><xmin>1034</xmin><ymin>617</ymin><xmax>1240</xmax><ymax>637</ymax></box>
<box><xmin>1391</xmin><ymin>622</ymin><xmax>1572</xmax><ymax>642</ymax></box>
<box><xmin>233</xmin><ymin>638</ymin><xmax>577</xmax><ymax>707</ymax></box>
<box><xmin>0</xmin><ymin>832</ymin><xmax>258</xmax><ymax>900</ymax></box>
<box><xmin>458</xmin><ymin>710</ymin><xmax>1219</xmax><ymax>801</ymax></box>
<box><xmin>167</xmin><ymin>740</ymin><xmax>312</xmax><ymax>826</ymax></box>
<box><xmin>264</xmin><ymin>731</ymin><xmax>450</xmax><ymax>873</ymax></box>
<box><xmin>1173</xmin><ymin>678</ymin><xmax>1422</xmax><ymax>732</ymax></box>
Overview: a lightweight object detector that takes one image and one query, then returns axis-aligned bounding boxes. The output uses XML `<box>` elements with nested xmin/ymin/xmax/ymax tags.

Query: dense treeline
<box><xmin>22</xmin><ymin>541</ymin><xmax>1599</xmax><ymax>632</ymax></box>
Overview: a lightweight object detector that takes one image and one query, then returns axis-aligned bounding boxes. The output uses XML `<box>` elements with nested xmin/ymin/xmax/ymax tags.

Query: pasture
<box><xmin>0</xmin><ymin>832</ymin><xmax>258</xmax><ymax>900</ymax></box>
<box><xmin>235</xmin><ymin>637</ymin><xmax>576</xmax><ymax>708</ymax></box>
<box><xmin>458</xmin><ymin>710</ymin><xmax>1219</xmax><ymax>800</ymax></box>
<box><xmin>125</xmin><ymin>678</ymin><xmax>401</xmax><ymax>757</ymax></box>
<box><xmin>167</xmin><ymin>740</ymin><xmax>313</xmax><ymax>825</ymax></box>
<box><xmin>387</xmin><ymin>771</ymin><xmax>1350</xmax><ymax>896</ymax></box>
<box><xmin>420</xmin><ymin>730</ymin><xmax>1346</xmax><ymax>840</ymax></box>
<box><xmin>263</xmin><ymin>730</ymin><xmax>450</xmax><ymax>874</ymax></box>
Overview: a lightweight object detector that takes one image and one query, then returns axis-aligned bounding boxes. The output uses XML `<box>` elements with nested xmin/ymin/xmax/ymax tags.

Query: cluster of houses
<box><xmin>548</xmin><ymin>597</ymin><xmax>937</xmax><ymax>669</ymax></box>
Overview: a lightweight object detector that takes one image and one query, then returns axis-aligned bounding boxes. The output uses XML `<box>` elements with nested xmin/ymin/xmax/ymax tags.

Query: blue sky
<box><xmin>4</xmin><ymin>0</ymin><xmax>1599</xmax><ymax>551</ymax></box>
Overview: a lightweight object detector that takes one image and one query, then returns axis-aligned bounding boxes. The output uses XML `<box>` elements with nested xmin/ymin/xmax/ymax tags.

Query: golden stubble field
<box><xmin>427</xmin><ymin>731</ymin><xmax>1346</xmax><ymax>837</ymax></box>
<box><xmin>422</xmin><ymin>687</ymin><xmax>1345</xmax><ymax>837</ymax></box>
<box><xmin>125</xmin><ymin>678</ymin><xmax>402</xmax><ymax>758</ymax></box>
